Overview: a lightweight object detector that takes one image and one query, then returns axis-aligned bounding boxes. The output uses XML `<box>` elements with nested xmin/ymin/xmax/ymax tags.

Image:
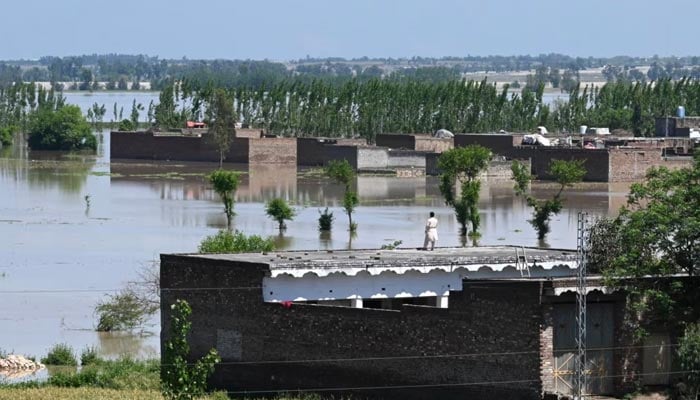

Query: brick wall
<box><xmin>505</xmin><ymin>147</ymin><xmax>611</xmax><ymax>182</ymax></box>
<box><xmin>160</xmin><ymin>255</ymin><xmax>545</xmax><ymax>400</ymax></box>
<box><xmin>454</xmin><ymin>134</ymin><xmax>523</xmax><ymax>154</ymax></box>
<box><xmin>110</xmin><ymin>131</ymin><xmax>249</xmax><ymax>163</ymax></box>
<box><xmin>248</xmin><ymin>138</ymin><xmax>297</xmax><ymax>164</ymax></box>
<box><xmin>415</xmin><ymin>137</ymin><xmax>454</xmax><ymax>153</ymax></box>
<box><xmin>297</xmin><ymin>138</ymin><xmax>368</xmax><ymax>166</ymax></box>
<box><xmin>376</xmin><ymin>134</ymin><xmax>417</xmax><ymax>149</ymax></box>
<box><xmin>608</xmin><ymin>149</ymin><xmax>692</xmax><ymax>182</ymax></box>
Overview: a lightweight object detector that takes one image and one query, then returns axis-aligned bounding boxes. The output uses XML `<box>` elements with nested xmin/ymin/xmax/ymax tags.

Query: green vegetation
<box><xmin>208</xmin><ymin>170</ymin><xmax>240</xmax><ymax>229</ymax></box>
<box><xmin>95</xmin><ymin>288</ymin><xmax>158</xmax><ymax>332</ymax></box>
<box><xmin>678</xmin><ymin>323</ymin><xmax>700</xmax><ymax>399</ymax></box>
<box><xmin>380</xmin><ymin>240</ymin><xmax>403</xmax><ymax>250</ymax></box>
<box><xmin>28</xmin><ymin>105</ymin><xmax>96</xmax><ymax>150</ymax></box>
<box><xmin>324</xmin><ymin>160</ymin><xmax>358</xmax><ymax>232</ymax></box>
<box><xmin>161</xmin><ymin>300</ymin><xmax>220</xmax><ymax>400</ymax></box>
<box><xmin>438</xmin><ymin>146</ymin><xmax>491</xmax><ymax>236</ymax></box>
<box><xmin>318</xmin><ymin>207</ymin><xmax>334</xmax><ymax>231</ymax></box>
<box><xmin>265</xmin><ymin>198</ymin><xmax>296</xmax><ymax>231</ymax></box>
<box><xmin>198</xmin><ymin>230</ymin><xmax>274</xmax><ymax>254</ymax></box>
<box><xmin>41</xmin><ymin>344</ymin><xmax>78</xmax><ymax>366</ymax></box>
<box><xmin>80</xmin><ymin>346</ymin><xmax>100</xmax><ymax>367</ymax></box>
<box><xmin>207</xmin><ymin>89</ymin><xmax>236</xmax><ymax>167</ymax></box>
<box><xmin>0</xmin><ymin>126</ymin><xmax>15</xmax><ymax>146</ymax></box>
<box><xmin>511</xmin><ymin>159</ymin><xmax>586</xmax><ymax>240</ymax></box>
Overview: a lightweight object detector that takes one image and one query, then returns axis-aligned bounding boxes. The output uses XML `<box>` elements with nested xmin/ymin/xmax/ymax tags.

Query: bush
<box><xmin>95</xmin><ymin>288</ymin><xmax>158</xmax><ymax>332</ymax></box>
<box><xmin>80</xmin><ymin>346</ymin><xmax>101</xmax><ymax>366</ymax></box>
<box><xmin>198</xmin><ymin>230</ymin><xmax>274</xmax><ymax>254</ymax></box>
<box><xmin>677</xmin><ymin>323</ymin><xmax>700</xmax><ymax>399</ymax></box>
<box><xmin>318</xmin><ymin>208</ymin><xmax>334</xmax><ymax>231</ymax></box>
<box><xmin>117</xmin><ymin>119</ymin><xmax>136</xmax><ymax>131</ymax></box>
<box><xmin>41</xmin><ymin>344</ymin><xmax>78</xmax><ymax>366</ymax></box>
<box><xmin>28</xmin><ymin>105</ymin><xmax>96</xmax><ymax>150</ymax></box>
<box><xmin>265</xmin><ymin>198</ymin><xmax>296</xmax><ymax>230</ymax></box>
<box><xmin>0</xmin><ymin>125</ymin><xmax>16</xmax><ymax>146</ymax></box>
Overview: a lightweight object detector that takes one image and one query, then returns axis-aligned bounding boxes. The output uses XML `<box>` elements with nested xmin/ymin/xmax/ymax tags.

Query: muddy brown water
<box><xmin>0</xmin><ymin>130</ymin><xmax>629</xmax><ymax>369</ymax></box>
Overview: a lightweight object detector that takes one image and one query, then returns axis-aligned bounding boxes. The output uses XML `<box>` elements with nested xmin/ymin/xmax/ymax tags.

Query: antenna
<box><xmin>574</xmin><ymin>212</ymin><xmax>589</xmax><ymax>399</ymax></box>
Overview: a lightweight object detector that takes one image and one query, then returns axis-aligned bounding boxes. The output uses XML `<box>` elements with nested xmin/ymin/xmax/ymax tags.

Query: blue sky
<box><xmin>2</xmin><ymin>0</ymin><xmax>698</xmax><ymax>60</ymax></box>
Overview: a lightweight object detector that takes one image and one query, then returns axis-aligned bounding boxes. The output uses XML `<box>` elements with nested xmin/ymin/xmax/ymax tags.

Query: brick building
<box><xmin>160</xmin><ymin>247</ymin><xmax>676</xmax><ymax>399</ymax></box>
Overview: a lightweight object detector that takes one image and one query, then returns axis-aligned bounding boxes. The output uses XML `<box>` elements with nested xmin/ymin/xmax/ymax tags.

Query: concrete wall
<box><xmin>426</xmin><ymin>155</ymin><xmax>530</xmax><ymax>181</ymax></box>
<box><xmin>324</xmin><ymin>145</ymin><xmax>359</xmax><ymax>169</ymax></box>
<box><xmin>655</xmin><ymin>117</ymin><xmax>700</xmax><ymax>137</ymax></box>
<box><xmin>357</xmin><ymin>147</ymin><xmax>390</xmax><ymax>169</ymax></box>
<box><xmin>415</xmin><ymin>137</ymin><xmax>454</xmax><ymax>153</ymax></box>
<box><xmin>376</xmin><ymin>134</ymin><xmax>453</xmax><ymax>154</ymax></box>
<box><xmin>160</xmin><ymin>255</ymin><xmax>545</xmax><ymax>400</ymax></box>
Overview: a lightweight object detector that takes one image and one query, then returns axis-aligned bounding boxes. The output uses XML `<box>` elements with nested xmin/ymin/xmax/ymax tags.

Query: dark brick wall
<box><xmin>504</xmin><ymin>147</ymin><xmax>611</xmax><ymax>182</ymax></box>
<box><xmin>160</xmin><ymin>255</ymin><xmax>544</xmax><ymax>400</ymax></box>
<box><xmin>454</xmin><ymin>134</ymin><xmax>522</xmax><ymax>154</ymax></box>
<box><xmin>375</xmin><ymin>134</ymin><xmax>417</xmax><ymax>150</ymax></box>
<box><xmin>110</xmin><ymin>131</ymin><xmax>248</xmax><ymax>163</ymax></box>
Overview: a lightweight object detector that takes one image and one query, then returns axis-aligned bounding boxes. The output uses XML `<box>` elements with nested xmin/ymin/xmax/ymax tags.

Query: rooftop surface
<box><xmin>182</xmin><ymin>246</ymin><xmax>577</xmax><ymax>273</ymax></box>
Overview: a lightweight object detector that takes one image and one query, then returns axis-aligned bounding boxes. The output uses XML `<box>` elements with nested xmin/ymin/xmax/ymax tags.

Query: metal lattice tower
<box><xmin>574</xmin><ymin>212</ymin><xmax>589</xmax><ymax>399</ymax></box>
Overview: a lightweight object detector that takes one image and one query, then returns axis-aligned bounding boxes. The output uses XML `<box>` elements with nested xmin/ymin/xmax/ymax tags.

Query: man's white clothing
<box><xmin>423</xmin><ymin>217</ymin><xmax>438</xmax><ymax>250</ymax></box>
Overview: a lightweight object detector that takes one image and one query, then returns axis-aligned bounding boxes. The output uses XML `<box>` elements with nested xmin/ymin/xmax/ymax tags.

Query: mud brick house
<box><xmin>160</xmin><ymin>247</ymin><xmax>677</xmax><ymax>399</ymax></box>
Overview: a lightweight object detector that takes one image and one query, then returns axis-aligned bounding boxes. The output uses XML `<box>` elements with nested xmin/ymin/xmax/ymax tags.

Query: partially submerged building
<box><xmin>160</xmin><ymin>247</ymin><xmax>676</xmax><ymax>399</ymax></box>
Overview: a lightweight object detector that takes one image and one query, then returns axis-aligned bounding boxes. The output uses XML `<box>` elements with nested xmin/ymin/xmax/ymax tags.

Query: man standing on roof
<box><xmin>423</xmin><ymin>211</ymin><xmax>438</xmax><ymax>251</ymax></box>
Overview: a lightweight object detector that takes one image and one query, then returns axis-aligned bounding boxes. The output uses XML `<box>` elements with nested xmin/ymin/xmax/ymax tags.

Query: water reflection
<box><xmin>97</xmin><ymin>331</ymin><xmax>158</xmax><ymax>359</ymax></box>
<box><xmin>0</xmin><ymin>135</ymin><xmax>632</xmax><ymax>361</ymax></box>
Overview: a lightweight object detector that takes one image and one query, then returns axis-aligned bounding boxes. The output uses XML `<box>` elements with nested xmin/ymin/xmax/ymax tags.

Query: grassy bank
<box><xmin>0</xmin><ymin>388</ymin><xmax>165</xmax><ymax>400</ymax></box>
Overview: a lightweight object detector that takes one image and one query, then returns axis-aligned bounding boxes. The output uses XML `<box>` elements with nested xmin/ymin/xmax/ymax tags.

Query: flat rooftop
<box><xmin>179</xmin><ymin>246</ymin><xmax>578</xmax><ymax>278</ymax></box>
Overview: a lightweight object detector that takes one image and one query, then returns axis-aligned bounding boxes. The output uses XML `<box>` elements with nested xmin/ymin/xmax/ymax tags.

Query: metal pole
<box><xmin>574</xmin><ymin>212</ymin><xmax>589</xmax><ymax>399</ymax></box>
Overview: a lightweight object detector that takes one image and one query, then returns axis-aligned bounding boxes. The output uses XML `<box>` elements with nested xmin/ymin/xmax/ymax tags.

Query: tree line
<box><xmin>152</xmin><ymin>77</ymin><xmax>700</xmax><ymax>139</ymax></box>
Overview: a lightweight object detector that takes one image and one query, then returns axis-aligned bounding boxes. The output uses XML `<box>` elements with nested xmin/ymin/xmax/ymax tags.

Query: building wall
<box><xmin>110</xmin><ymin>131</ymin><xmax>249</xmax><ymax>163</ymax></box>
<box><xmin>297</xmin><ymin>138</ymin><xmax>368</xmax><ymax>166</ymax></box>
<box><xmin>387</xmin><ymin>150</ymin><xmax>427</xmax><ymax>169</ymax></box>
<box><xmin>160</xmin><ymin>255</ymin><xmax>546</xmax><ymax>400</ymax></box>
<box><xmin>506</xmin><ymin>147</ymin><xmax>611</xmax><ymax>182</ymax></box>
<box><xmin>454</xmin><ymin>134</ymin><xmax>522</xmax><ymax>154</ymax></box>
<box><xmin>375</xmin><ymin>134</ymin><xmax>416</xmax><ymax>150</ymax></box>
<box><xmin>357</xmin><ymin>147</ymin><xmax>390</xmax><ymax>169</ymax></box>
<box><xmin>608</xmin><ymin>149</ymin><xmax>692</xmax><ymax>182</ymax></box>
<box><xmin>324</xmin><ymin>145</ymin><xmax>359</xmax><ymax>169</ymax></box>
<box><xmin>414</xmin><ymin>137</ymin><xmax>454</xmax><ymax>153</ymax></box>
<box><xmin>248</xmin><ymin>138</ymin><xmax>297</xmax><ymax>164</ymax></box>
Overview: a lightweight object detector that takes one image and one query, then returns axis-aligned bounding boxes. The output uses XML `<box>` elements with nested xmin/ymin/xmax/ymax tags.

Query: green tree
<box><xmin>265</xmin><ymin>198</ymin><xmax>296</xmax><ymax>231</ymax></box>
<box><xmin>118</xmin><ymin>119</ymin><xmax>136</xmax><ymax>131</ymax></box>
<box><xmin>325</xmin><ymin>160</ymin><xmax>358</xmax><ymax>232</ymax></box>
<box><xmin>678</xmin><ymin>323</ymin><xmax>700</xmax><ymax>400</ymax></box>
<box><xmin>161</xmin><ymin>300</ymin><xmax>220</xmax><ymax>400</ymax></box>
<box><xmin>198</xmin><ymin>230</ymin><xmax>275</xmax><ymax>253</ymax></box>
<box><xmin>95</xmin><ymin>288</ymin><xmax>158</xmax><ymax>332</ymax></box>
<box><xmin>438</xmin><ymin>146</ymin><xmax>491</xmax><ymax>236</ymax></box>
<box><xmin>130</xmin><ymin>100</ymin><xmax>144</xmax><ymax>129</ymax></box>
<box><xmin>592</xmin><ymin>154</ymin><xmax>700</xmax><ymax>331</ymax></box>
<box><xmin>28</xmin><ymin>105</ymin><xmax>96</xmax><ymax>150</ymax></box>
<box><xmin>511</xmin><ymin>159</ymin><xmax>586</xmax><ymax>240</ymax></box>
<box><xmin>208</xmin><ymin>170</ymin><xmax>239</xmax><ymax>229</ymax></box>
<box><xmin>208</xmin><ymin>89</ymin><xmax>236</xmax><ymax>167</ymax></box>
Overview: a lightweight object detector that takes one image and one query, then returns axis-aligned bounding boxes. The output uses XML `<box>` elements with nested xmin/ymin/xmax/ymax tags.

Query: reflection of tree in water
<box><xmin>319</xmin><ymin>231</ymin><xmax>332</xmax><ymax>250</ymax></box>
<box><xmin>25</xmin><ymin>157</ymin><xmax>95</xmax><ymax>194</ymax></box>
<box><xmin>97</xmin><ymin>331</ymin><xmax>158</xmax><ymax>359</ymax></box>
<box><xmin>273</xmin><ymin>232</ymin><xmax>293</xmax><ymax>250</ymax></box>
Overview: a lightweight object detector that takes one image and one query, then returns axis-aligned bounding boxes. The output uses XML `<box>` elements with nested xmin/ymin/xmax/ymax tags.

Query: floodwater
<box><xmin>0</xmin><ymin>128</ymin><xmax>628</xmax><ymax>371</ymax></box>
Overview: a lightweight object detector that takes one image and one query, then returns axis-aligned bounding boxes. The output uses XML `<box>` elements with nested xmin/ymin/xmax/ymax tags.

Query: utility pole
<box><xmin>574</xmin><ymin>212</ymin><xmax>589</xmax><ymax>399</ymax></box>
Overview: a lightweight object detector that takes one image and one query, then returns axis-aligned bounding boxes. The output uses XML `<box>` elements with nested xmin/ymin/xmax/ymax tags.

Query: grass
<box><xmin>0</xmin><ymin>388</ymin><xmax>166</xmax><ymax>400</ymax></box>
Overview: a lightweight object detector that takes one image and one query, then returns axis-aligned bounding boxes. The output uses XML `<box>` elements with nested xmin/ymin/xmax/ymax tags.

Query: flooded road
<box><xmin>0</xmin><ymin>130</ymin><xmax>629</xmax><ymax>364</ymax></box>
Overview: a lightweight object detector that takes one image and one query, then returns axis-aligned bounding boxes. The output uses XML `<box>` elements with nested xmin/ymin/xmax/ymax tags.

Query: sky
<box><xmin>2</xmin><ymin>0</ymin><xmax>699</xmax><ymax>60</ymax></box>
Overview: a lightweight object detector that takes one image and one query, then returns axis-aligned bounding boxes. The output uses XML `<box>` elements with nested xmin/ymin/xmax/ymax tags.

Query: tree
<box><xmin>208</xmin><ymin>170</ymin><xmax>239</xmax><ymax>229</ymax></box>
<box><xmin>198</xmin><ymin>230</ymin><xmax>275</xmax><ymax>253</ymax></box>
<box><xmin>208</xmin><ymin>89</ymin><xmax>236</xmax><ymax>167</ymax></box>
<box><xmin>95</xmin><ymin>287</ymin><xmax>158</xmax><ymax>332</ymax></box>
<box><xmin>592</xmin><ymin>154</ymin><xmax>700</xmax><ymax>329</ymax></box>
<box><xmin>265</xmin><ymin>198</ymin><xmax>296</xmax><ymax>231</ymax></box>
<box><xmin>161</xmin><ymin>299</ymin><xmax>220</xmax><ymax>400</ymax></box>
<box><xmin>325</xmin><ymin>160</ymin><xmax>358</xmax><ymax>232</ymax></box>
<box><xmin>130</xmin><ymin>100</ymin><xmax>144</xmax><ymax>129</ymax></box>
<box><xmin>438</xmin><ymin>146</ymin><xmax>491</xmax><ymax>236</ymax></box>
<box><xmin>511</xmin><ymin>159</ymin><xmax>586</xmax><ymax>240</ymax></box>
<box><xmin>28</xmin><ymin>105</ymin><xmax>96</xmax><ymax>151</ymax></box>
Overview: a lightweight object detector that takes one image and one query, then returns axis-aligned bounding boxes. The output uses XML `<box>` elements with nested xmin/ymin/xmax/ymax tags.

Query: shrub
<box><xmin>95</xmin><ymin>288</ymin><xmax>158</xmax><ymax>332</ymax></box>
<box><xmin>80</xmin><ymin>346</ymin><xmax>101</xmax><ymax>366</ymax></box>
<box><xmin>677</xmin><ymin>323</ymin><xmax>700</xmax><ymax>400</ymax></box>
<box><xmin>0</xmin><ymin>125</ymin><xmax>16</xmax><ymax>146</ymax></box>
<box><xmin>48</xmin><ymin>357</ymin><xmax>160</xmax><ymax>390</ymax></box>
<box><xmin>318</xmin><ymin>208</ymin><xmax>334</xmax><ymax>231</ymax></box>
<box><xmin>117</xmin><ymin>119</ymin><xmax>136</xmax><ymax>131</ymax></box>
<box><xmin>162</xmin><ymin>300</ymin><xmax>220</xmax><ymax>400</ymax></box>
<box><xmin>265</xmin><ymin>198</ymin><xmax>296</xmax><ymax>230</ymax></box>
<box><xmin>198</xmin><ymin>230</ymin><xmax>274</xmax><ymax>254</ymax></box>
<box><xmin>41</xmin><ymin>344</ymin><xmax>78</xmax><ymax>366</ymax></box>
